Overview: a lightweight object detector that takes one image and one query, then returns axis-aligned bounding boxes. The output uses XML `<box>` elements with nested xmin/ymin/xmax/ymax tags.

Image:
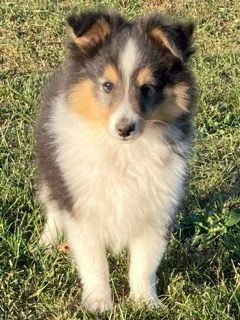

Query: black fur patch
<box><xmin>35</xmin><ymin>70</ymin><xmax>73</xmax><ymax>212</ymax></box>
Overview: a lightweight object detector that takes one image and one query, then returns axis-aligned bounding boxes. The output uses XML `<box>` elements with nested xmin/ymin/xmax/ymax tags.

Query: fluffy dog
<box><xmin>36</xmin><ymin>10</ymin><xmax>196</xmax><ymax>312</ymax></box>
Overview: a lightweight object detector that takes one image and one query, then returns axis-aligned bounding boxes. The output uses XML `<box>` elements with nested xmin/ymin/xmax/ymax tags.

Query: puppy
<box><xmin>36</xmin><ymin>10</ymin><xmax>196</xmax><ymax>313</ymax></box>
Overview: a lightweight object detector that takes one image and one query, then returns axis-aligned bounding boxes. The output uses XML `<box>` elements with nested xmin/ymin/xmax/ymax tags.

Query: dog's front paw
<box><xmin>81</xmin><ymin>288</ymin><xmax>113</xmax><ymax>313</ymax></box>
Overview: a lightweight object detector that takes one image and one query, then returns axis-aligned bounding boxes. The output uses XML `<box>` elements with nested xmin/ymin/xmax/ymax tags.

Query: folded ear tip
<box><xmin>187</xmin><ymin>22</ymin><xmax>195</xmax><ymax>36</ymax></box>
<box><xmin>67</xmin><ymin>14</ymin><xmax>75</xmax><ymax>27</ymax></box>
<box><xmin>67</xmin><ymin>14</ymin><xmax>82</xmax><ymax>36</ymax></box>
<box><xmin>67</xmin><ymin>10</ymin><xmax>110</xmax><ymax>35</ymax></box>
<box><xmin>67</xmin><ymin>14</ymin><xmax>74</xmax><ymax>24</ymax></box>
<box><xmin>67</xmin><ymin>11</ymin><xmax>113</xmax><ymax>54</ymax></box>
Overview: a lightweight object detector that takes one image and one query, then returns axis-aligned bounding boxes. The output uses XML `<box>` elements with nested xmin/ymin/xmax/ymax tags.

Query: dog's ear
<box><xmin>142</xmin><ymin>14</ymin><xmax>195</xmax><ymax>61</ymax></box>
<box><xmin>67</xmin><ymin>11</ymin><xmax>124</xmax><ymax>55</ymax></box>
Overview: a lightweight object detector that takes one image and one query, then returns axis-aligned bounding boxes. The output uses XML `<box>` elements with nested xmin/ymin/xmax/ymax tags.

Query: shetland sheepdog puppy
<box><xmin>36</xmin><ymin>10</ymin><xmax>196</xmax><ymax>313</ymax></box>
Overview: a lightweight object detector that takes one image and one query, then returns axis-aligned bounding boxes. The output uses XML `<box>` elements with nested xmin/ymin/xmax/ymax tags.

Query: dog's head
<box><xmin>66</xmin><ymin>10</ymin><xmax>195</xmax><ymax>141</ymax></box>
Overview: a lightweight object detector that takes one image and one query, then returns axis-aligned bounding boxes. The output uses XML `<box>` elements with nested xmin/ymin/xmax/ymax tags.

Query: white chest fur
<box><xmin>49</xmin><ymin>96</ymin><xmax>187</xmax><ymax>251</ymax></box>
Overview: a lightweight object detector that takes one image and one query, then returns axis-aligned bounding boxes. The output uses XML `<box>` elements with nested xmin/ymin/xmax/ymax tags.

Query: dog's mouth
<box><xmin>119</xmin><ymin>134</ymin><xmax>140</xmax><ymax>143</ymax></box>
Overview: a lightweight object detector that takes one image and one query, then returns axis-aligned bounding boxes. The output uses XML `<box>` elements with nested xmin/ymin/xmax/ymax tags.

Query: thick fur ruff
<box><xmin>36</xmin><ymin>10</ymin><xmax>196</xmax><ymax>313</ymax></box>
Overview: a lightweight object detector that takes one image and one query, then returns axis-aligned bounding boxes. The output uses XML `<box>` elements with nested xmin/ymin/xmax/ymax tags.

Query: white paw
<box><xmin>81</xmin><ymin>289</ymin><xmax>113</xmax><ymax>313</ymax></box>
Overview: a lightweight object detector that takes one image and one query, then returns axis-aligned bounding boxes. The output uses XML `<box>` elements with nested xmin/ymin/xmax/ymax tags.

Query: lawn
<box><xmin>0</xmin><ymin>0</ymin><xmax>239</xmax><ymax>319</ymax></box>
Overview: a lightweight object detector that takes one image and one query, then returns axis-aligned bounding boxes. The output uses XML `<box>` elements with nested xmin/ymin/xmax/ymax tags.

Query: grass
<box><xmin>0</xmin><ymin>0</ymin><xmax>239</xmax><ymax>319</ymax></box>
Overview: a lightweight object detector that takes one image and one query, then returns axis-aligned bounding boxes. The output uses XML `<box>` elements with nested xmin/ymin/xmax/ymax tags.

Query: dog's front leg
<box><xmin>128</xmin><ymin>228</ymin><xmax>167</xmax><ymax>306</ymax></box>
<box><xmin>65</xmin><ymin>217</ymin><xmax>113</xmax><ymax>313</ymax></box>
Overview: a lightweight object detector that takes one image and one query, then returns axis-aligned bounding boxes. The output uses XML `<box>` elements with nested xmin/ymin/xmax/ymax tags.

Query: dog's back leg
<box><xmin>38</xmin><ymin>183</ymin><xmax>63</xmax><ymax>247</ymax></box>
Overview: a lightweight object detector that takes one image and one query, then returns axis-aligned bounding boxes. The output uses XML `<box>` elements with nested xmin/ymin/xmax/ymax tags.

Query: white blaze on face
<box><xmin>109</xmin><ymin>38</ymin><xmax>141</xmax><ymax>139</ymax></box>
<box><xmin>119</xmin><ymin>38</ymin><xmax>139</xmax><ymax>87</ymax></box>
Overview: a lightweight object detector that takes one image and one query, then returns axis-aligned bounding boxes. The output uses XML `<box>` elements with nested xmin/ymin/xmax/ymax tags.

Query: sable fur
<box><xmin>36</xmin><ymin>10</ymin><xmax>196</xmax><ymax>313</ymax></box>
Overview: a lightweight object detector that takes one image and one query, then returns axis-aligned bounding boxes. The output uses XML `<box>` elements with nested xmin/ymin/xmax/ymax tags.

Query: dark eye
<box><xmin>141</xmin><ymin>84</ymin><xmax>155</xmax><ymax>97</ymax></box>
<box><xmin>103</xmin><ymin>82</ymin><xmax>114</xmax><ymax>93</ymax></box>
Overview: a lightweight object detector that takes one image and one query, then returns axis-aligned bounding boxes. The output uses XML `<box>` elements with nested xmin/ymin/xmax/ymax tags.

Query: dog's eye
<box><xmin>103</xmin><ymin>82</ymin><xmax>114</xmax><ymax>93</ymax></box>
<box><xmin>141</xmin><ymin>84</ymin><xmax>155</xmax><ymax>97</ymax></box>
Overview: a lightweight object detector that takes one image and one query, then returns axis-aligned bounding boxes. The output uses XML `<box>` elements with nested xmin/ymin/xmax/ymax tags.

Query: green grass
<box><xmin>0</xmin><ymin>0</ymin><xmax>239</xmax><ymax>319</ymax></box>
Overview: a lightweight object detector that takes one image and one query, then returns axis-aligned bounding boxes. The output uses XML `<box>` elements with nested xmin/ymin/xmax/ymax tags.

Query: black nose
<box><xmin>117</xmin><ymin>122</ymin><xmax>136</xmax><ymax>138</ymax></box>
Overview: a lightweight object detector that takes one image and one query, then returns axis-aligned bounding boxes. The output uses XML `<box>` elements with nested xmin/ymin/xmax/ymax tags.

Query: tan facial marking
<box><xmin>150</xmin><ymin>28</ymin><xmax>182</xmax><ymax>60</ymax></box>
<box><xmin>68</xmin><ymin>18</ymin><xmax>110</xmax><ymax>50</ymax></box>
<box><xmin>103</xmin><ymin>64</ymin><xmax>119</xmax><ymax>84</ymax></box>
<box><xmin>173</xmin><ymin>83</ymin><xmax>190</xmax><ymax>111</ymax></box>
<box><xmin>150</xmin><ymin>82</ymin><xmax>190</xmax><ymax>122</ymax></box>
<box><xmin>137</xmin><ymin>67</ymin><xmax>152</xmax><ymax>86</ymax></box>
<box><xmin>68</xmin><ymin>80</ymin><xmax>111</xmax><ymax>127</ymax></box>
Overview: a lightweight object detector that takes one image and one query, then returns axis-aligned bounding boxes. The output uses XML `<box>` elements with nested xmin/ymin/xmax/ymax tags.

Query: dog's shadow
<box><xmin>157</xmin><ymin>172</ymin><xmax>240</xmax><ymax>296</ymax></box>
